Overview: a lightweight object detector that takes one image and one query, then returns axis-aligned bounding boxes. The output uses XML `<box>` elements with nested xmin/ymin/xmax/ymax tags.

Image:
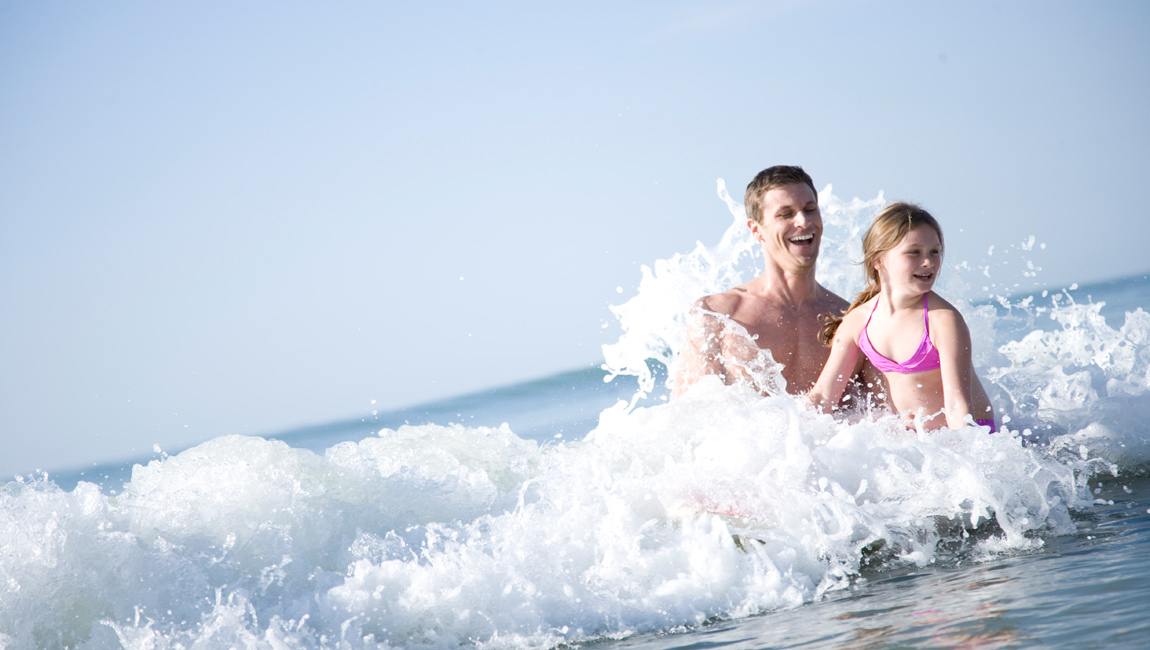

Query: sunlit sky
<box><xmin>2</xmin><ymin>0</ymin><xmax>1148</xmax><ymax>477</ymax></box>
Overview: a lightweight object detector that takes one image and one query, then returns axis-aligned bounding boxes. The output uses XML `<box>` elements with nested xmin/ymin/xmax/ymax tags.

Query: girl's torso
<box><xmin>858</xmin><ymin>294</ymin><xmax>941</xmax><ymax>374</ymax></box>
<box><xmin>848</xmin><ymin>292</ymin><xmax>991</xmax><ymax>429</ymax></box>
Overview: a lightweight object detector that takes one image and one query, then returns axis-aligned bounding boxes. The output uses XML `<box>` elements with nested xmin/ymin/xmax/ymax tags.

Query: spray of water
<box><xmin>2</xmin><ymin>182</ymin><xmax>1147</xmax><ymax>649</ymax></box>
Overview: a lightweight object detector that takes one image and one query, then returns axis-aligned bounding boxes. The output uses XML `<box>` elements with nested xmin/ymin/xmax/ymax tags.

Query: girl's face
<box><xmin>875</xmin><ymin>224</ymin><xmax>943</xmax><ymax>293</ymax></box>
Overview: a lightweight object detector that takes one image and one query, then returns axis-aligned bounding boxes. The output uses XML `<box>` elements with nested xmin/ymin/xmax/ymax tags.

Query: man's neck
<box><xmin>751</xmin><ymin>263</ymin><xmax>821</xmax><ymax>305</ymax></box>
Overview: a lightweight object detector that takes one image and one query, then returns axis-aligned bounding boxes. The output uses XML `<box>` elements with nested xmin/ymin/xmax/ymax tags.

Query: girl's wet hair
<box><xmin>818</xmin><ymin>202</ymin><xmax>944</xmax><ymax>345</ymax></box>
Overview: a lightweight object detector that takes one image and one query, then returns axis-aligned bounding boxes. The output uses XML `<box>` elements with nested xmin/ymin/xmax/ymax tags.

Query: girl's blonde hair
<box><xmin>818</xmin><ymin>202</ymin><xmax>944</xmax><ymax>345</ymax></box>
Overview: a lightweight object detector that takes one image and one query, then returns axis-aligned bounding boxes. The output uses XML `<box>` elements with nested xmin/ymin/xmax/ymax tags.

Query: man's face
<box><xmin>748</xmin><ymin>182</ymin><xmax>823</xmax><ymax>274</ymax></box>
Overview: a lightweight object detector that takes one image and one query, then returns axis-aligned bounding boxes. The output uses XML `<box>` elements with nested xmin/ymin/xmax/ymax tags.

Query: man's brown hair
<box><xmin>744</xmin><ymin>165</ymin><xmax>817</xmax><ymax>224</ymax></box>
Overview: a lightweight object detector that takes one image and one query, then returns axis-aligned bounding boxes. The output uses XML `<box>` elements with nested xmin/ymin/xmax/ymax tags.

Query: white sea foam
<box><xmin>0</xmin><ymin>398</ymin><xmax>1102</xmax><ymax>649</ymax></box>
<box><xmin>2</xmin><ymin>183</ymin><xmax>1148</xmax><ymax>649</ymax></box>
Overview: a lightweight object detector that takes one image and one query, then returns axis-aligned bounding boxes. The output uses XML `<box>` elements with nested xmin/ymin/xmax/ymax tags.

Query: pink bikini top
<box><xmin>858</xmin><ymin>294</ymin><xmax>941</xmax><ymax>374</ymax></box>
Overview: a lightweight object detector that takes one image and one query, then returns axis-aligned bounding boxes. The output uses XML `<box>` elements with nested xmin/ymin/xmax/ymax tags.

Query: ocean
<box><xmin>4</xmin><ymin>184</ymin><xmax>1149</xmax><ymax>649</ymax></box>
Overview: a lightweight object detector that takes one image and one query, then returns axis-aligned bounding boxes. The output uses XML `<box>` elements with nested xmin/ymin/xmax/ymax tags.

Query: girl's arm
<box><xmin>930</xmin><ymin>305</ymin><xmax>977</xmax><ymax>429</ymax></box>
<box><xmin>809</xmin><ymin>311</ymin><xmax>863</xmax><ymax>413</ymax></box>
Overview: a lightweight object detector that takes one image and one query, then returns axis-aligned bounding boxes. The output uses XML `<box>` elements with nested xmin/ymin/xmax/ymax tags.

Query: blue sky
<box><xmin>2</xmin><ymin>0</ymin><xmax>1148</xmax><ymax>477</ymax></box>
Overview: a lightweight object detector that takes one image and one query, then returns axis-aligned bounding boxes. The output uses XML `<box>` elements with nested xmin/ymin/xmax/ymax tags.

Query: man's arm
<box><xmin>672</xmin><ymin>300</ymin><xmax>727</xmax><ymax>397</ymax></box>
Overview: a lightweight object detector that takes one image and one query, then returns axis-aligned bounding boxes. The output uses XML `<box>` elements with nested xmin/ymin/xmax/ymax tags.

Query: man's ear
<box><xmin>746</xmin><ymin>218</ymin><xmax>761</xmax><ymax>241</ymax></box>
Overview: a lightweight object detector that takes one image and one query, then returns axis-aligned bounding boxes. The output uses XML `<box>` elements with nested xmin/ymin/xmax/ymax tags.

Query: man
<box><xmin>673</xmin><ymin>165</ymin><xmax>858</xmax><ymax>397</ymax></box>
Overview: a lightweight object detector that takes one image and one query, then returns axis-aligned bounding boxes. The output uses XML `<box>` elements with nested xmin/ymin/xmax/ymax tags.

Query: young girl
<box><xmin>809</xmin><ymin>202</ymin><xmax>995</xmax><ymax>431</ymax></box>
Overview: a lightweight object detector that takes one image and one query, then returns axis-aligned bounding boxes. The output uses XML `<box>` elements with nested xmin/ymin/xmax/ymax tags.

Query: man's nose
<box><xmin>795</xmin><ymin>211</ymin><xmax>811</xmax><ymax>227</ymax></box>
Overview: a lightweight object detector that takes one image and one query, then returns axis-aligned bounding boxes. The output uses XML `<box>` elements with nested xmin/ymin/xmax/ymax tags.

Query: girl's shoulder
<box><xmin>924</xmin><ymin>291</ymin><xmax>963</xmax><ymax>317</ymax></box>
<box><xmin>837</xmin><ymin>296</ymin><xmax>876</xmax><ymax>335</ymax></box>
<box><xmin>925</xmin><ymin>292</ymin><xmax>970</xmax><ymax>334</ymax></box>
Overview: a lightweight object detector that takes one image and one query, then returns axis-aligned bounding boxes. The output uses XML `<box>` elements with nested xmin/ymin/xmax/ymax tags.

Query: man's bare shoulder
<box><xmin>702</xmin><ymin>282</ymin><xmax>846</xmax><ymax>319</ymax></box>
<box><xmin>815</xmin><ymin>284</ymin><xmax>850</xmax><ymax>312</ymax></box>
<box><xmin>698</xmin><ymin>285</ymin><xmax>752</xmax><ymax>319</ymax></box>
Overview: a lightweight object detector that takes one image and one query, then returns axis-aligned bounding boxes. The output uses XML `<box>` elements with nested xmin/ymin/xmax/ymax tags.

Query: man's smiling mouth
<box><xmin>789</xmin><ymin>234</ymin><xmax>815</xmax><ymax>246</ymax></box>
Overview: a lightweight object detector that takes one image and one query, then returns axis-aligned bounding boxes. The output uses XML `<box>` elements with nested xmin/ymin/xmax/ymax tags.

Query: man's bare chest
<box><xmin>734</xmin><ymin>308</ymin><xmax>823</xmax><ymax>357</ymax></box>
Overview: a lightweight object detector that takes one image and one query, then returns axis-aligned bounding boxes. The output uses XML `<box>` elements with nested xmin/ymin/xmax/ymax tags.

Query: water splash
<box><xmin>3</xmin><ymin>182</ymin><xmax>1148</xmax><ymax>648</ymax></box>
